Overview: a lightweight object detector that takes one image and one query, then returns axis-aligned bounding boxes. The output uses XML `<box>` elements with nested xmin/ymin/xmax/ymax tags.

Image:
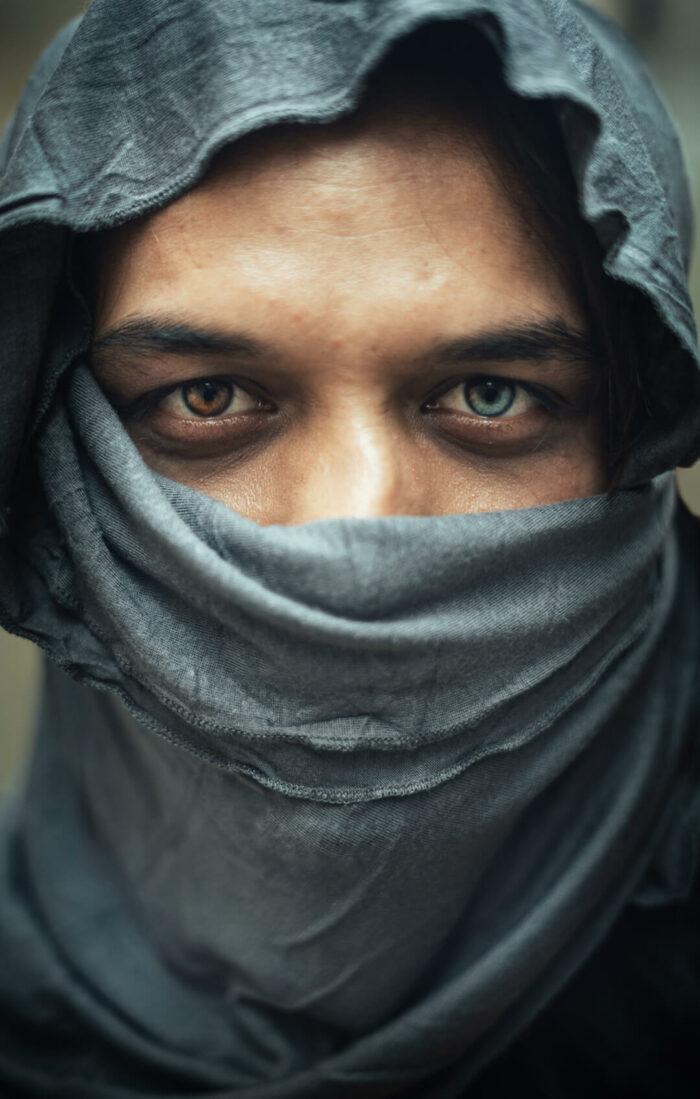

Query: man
<box><xmin>0</xmin><ymin>2</ymin><xmax>698</xmax><ymax>1095</ymax></box>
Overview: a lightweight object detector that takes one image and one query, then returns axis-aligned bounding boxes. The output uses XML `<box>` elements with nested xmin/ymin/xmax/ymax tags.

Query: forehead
<box><xmin>103</xmin><ymin>103</ymin><xmax>516</xmax><ymax>241</ymax></box>
<box><xmin>95</xmin><ymin>100</ymin><xmax>581</xmax><ymax>335</ymax></box>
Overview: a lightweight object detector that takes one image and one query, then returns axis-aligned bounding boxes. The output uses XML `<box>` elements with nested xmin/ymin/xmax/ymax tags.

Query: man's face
<box><xmin>92</xmin><ymin>103</ymin><xmax>605</xmax><ymax>524</ymax></box>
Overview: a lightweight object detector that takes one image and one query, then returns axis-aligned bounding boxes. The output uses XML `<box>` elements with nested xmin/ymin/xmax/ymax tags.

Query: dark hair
<box><xmin>363</xmin><ymin>21</ymin><xmax>643</xmax><ymax>487</ymax></box>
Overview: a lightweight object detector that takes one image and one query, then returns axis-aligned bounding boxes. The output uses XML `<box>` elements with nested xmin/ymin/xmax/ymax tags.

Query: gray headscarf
<box><xmin>0</xmin><ymin>2</ymin><xmax>698</xmax><ymax>1096</ymax></box>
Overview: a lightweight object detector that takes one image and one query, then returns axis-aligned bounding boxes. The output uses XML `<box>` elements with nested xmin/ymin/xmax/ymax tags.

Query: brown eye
<box><xmin>182</xmin><ymin>380</ymin><xmax>234</xmax><ymax>417</ymax></box>
<box><xmin>156</xmin><ymin>378</ymin><xmax>266</xmax><ymax>421</ymax></box>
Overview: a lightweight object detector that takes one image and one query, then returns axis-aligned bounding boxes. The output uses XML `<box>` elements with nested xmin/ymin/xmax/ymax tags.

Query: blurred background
<box><xmin>1</xmin><ymin>0</ymin><xmax>699</xmax><ymax>791</ymax></box>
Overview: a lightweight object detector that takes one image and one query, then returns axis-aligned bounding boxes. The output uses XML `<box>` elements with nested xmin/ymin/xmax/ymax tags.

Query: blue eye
<box><xmin>428</xmin><ymin>375</ymin><xmax>541</xmax><ymax>419</ymax></box>
<box><xmin>464</xmin><ymin>379</ymin><xmax>516</xmax><ymax>417</ymax></box>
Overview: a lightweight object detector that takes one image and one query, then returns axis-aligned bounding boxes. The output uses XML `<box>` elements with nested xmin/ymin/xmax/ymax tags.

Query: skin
<box><xmin>92</xmin><ymin>101</ymin><xmax>605</xmax><ymax>524</ymax></box>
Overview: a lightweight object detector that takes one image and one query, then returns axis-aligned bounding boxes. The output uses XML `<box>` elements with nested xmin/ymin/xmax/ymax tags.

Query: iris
<box><xmin>465</xmin><ymin>378</ymin><xmax>516</xmax><ymax>417</ymax></box>
<box><xmin>183</xmin><ymin>380</ymin><xmax>233</xmax><ymax>417</ymax></box>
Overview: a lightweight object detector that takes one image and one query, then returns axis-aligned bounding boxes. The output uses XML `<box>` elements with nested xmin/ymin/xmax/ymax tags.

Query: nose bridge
<box><xmin>292</xmin><ymin>410</ymin><xmax>407</xmax><ymax>521</ymax></box>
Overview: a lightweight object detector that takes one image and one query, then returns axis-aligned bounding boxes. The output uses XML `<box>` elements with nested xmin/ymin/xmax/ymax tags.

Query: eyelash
<box><xmin>424</xmin><ymin>374</ymin><xmax>563</xmax><ymax>418</ymax></box>
<box><xmin>118</xmin><ymin>373</ymin><xmax>565</xmax><ymax>423</ymax></box>
<box><xmin>115</xmin><ymin>375</ymin><xmax>271</xmax><ymax>420</ymax></box>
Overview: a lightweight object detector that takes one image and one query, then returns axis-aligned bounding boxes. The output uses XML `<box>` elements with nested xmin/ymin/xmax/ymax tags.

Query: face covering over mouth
<box><xmin>0</xmin><ymin>1</ymin><xmax>699</xmax><ymax>1096</ymax></box>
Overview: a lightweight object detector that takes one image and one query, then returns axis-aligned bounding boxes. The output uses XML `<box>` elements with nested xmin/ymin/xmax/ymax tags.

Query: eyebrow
<box><xmin>432</xmin><ymin>319</ymin><xmax>596</xmax><ymax>370</ymax></box>
<box><xmin>91</xmin><ymin>315</ymin><xmax>596</xmax><ymax>373</ymax></box>
<box><xmin>92</xmin><ymin>318</ymin><xmax>259</xmax><ymax>368</ymax></box>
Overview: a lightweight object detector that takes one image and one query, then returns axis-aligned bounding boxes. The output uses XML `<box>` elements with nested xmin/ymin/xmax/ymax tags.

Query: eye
<box><xmin>427</xmin><ymin>376</ymin><xmax>543</xmax><ymax>419</ymax></box>
<box><xmin>159</xmin><ymin>378</ymin><xmax>264</xmax><ymax>419</ymax></box>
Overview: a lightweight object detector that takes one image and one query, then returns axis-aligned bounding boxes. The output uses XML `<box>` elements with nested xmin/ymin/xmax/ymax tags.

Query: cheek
<box><xmin>128</xmin><ymin>413</ymin><xmax>606</xmax><ymax>524</ymax></box>
<box><xmin>416</xmin><ymin>431</ymin><xmax>605</xmax><ymax>518</ymax></box>
<box><xmin>489</xmin><ymin>415</ymin><xmax>606</xmax><ymax>507</ymax></box>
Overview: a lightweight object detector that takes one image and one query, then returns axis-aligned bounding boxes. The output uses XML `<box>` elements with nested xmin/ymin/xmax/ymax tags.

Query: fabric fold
<box><xmin>0</xmin><ymin>2</ymin><xmax>698</xmax><ymax>1095</ymax></box>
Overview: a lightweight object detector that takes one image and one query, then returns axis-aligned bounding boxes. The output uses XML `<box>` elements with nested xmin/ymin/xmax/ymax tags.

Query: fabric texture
<box><xmin>0</xmin><ymin>1</ymin><xmax>698</xmax><ymax>1096</ymax></box>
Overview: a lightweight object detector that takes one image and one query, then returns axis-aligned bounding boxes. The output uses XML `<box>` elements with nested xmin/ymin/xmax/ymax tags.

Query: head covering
<box><xmin>0</xmin><ymin>2</ymin><xmax>698</xmax><ymax>1096</ymax></box>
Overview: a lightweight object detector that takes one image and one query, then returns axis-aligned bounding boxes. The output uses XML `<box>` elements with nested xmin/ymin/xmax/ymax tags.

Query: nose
<box><xmin>285</xmin><ymin>414</ymin><xmax>409</xmax><ymax>523</ymax></box>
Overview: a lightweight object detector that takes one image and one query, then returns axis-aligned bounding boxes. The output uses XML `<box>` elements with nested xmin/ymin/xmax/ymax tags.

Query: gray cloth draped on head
<box><xmin>0</xmin><ymin>1</ymin><xmax>698</xmax><ymax>1096</ymax></box>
